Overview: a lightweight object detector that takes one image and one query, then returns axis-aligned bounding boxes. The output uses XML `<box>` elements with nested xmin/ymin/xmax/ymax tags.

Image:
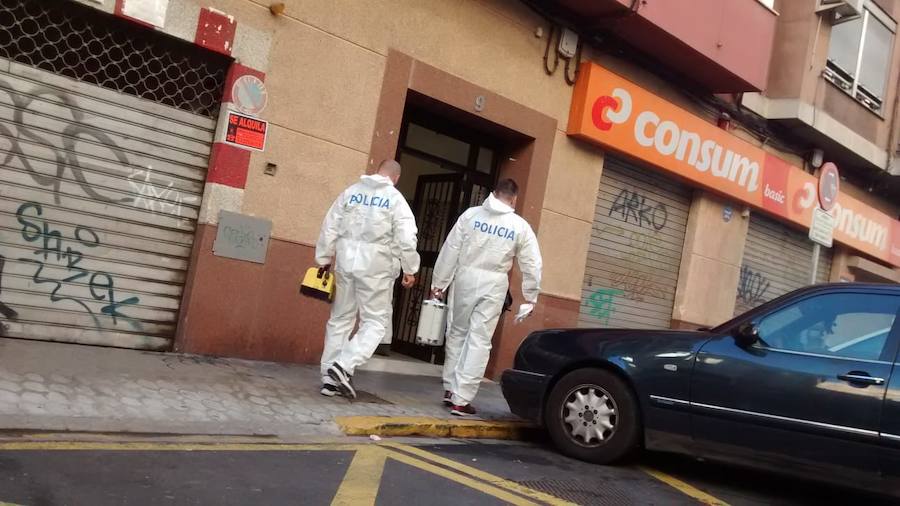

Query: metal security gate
<box><xmin>392</xmin><ymin>174</ymin><xmax>461</xmax><ymax>362</ymax></box>
<box><xmin>579</xmin><ymin>158</ymin><xmax>692</xmax><ymax>329</ymax></box>
<box><xmin>388</xmin><ymin>111</ymin><xmax>500</xmax><ymax>363</ymax></box>
<box><xmin>734</xmin><ymin>213</ymin><xmax>833</xmax><ymax>314</ymax></box>
<box><xmin>0</xmin><ymin>0</ymin><xmax>227</xmax><ymax>349</ymax></box>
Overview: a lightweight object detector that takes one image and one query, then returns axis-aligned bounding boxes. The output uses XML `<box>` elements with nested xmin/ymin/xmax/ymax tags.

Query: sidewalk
<box><xmin>0</xmin><ymin>338</ymin><xmax>524</xmax><ymax>440</ymax></box>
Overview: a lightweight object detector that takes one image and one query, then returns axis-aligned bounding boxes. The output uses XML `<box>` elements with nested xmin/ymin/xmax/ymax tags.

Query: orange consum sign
<box><xmin>567</xmin><ymin>61</ymin><xmax>900</xmax><ymax>268</ymax></box>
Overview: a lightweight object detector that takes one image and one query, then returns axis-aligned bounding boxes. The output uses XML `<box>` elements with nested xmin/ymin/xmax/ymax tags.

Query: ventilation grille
<box><xmin>0</xmin><ymin>0</ymin><xmax>230</xmax><ymax>117</ymax></box>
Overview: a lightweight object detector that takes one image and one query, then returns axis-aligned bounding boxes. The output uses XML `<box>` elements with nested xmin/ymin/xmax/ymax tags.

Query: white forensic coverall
<box><xmin>316</xmin><ymin>174</ymin><xmax>420</xmax><ymax>383</ymax></box>
<box><xmin>432</xmin><ymin>193</ymin><xmax>542</xmax><ymax>406</ymax></box>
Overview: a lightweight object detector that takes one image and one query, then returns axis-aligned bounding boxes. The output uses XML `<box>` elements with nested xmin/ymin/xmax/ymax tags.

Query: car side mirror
<box><xmin>734</xmin><ymin>323</ymin><xmax>760</xmax><ymax>347</ymax></box>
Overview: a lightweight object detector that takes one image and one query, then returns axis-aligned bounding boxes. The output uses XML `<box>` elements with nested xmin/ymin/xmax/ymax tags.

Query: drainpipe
<box><xmin>887</xmin><ymin>77</ymin><xmax>900</xmax><ymax>176</ymax></box>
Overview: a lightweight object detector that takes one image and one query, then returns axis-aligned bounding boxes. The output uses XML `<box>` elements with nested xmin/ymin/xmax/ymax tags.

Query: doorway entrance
<box><xmin>390</xmin><ymin>108</ymin><xmax>503</xmax><ymax>363</ymax></box>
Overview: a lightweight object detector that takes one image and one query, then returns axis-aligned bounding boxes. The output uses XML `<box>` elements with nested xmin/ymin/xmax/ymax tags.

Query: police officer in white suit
<box><xmin>316</xmin><ymin>160</ymin><xmax>420</xmax><ymax>399</ymax></box>
<box><xmin>431</xmin><ymin>179</ymin><xmax>542</xmax><ymax>416</ymax></box>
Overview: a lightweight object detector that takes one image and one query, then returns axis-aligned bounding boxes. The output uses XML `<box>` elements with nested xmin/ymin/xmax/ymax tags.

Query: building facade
<box><xmin>0</xmin><ymin>0</ymin><xmax>897</xmax><ymax>377</ymax></box>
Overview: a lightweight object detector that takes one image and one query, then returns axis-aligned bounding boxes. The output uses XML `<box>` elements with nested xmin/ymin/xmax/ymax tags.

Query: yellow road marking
<box><xmin>0</xmin><ymin>440</ymin><xmax>556</xmax><ymax>504</ymax></box>
<box><xmin>381</xmin><ymin>448</ymin><xmax>541</xmax><ymax>506</ymax></box>
<box><xmin>383</xmin><ymin>442</ymin><xmax>577</xmax><ymax>506</ymax></box>
<box><xmin>0</xmin><ymin>441</ymin><xmax>363</xmax><ymax>452</ymax></box>
<box><xmin>331</xmin><ymin>447</ymin><xmax>387</xmax><ymax>506</ymax></box>
<box><xmin>640</xmin><ymin>466</ymin><xmax>731</xmax><ymax>506</ymax></box>
<box><xmin>0</xmin><ymin>439</ymin><xmax>608</xmax><ymax>505</ymax></box>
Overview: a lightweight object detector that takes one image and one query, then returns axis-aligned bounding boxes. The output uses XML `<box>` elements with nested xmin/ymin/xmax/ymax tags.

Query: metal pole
<box><xmin>810</xmin><ymin>243</ymin><xmax>820</xmax><ymax>284</ymax></box>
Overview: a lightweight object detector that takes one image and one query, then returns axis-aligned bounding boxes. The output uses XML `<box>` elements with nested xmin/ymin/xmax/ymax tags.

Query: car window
<box><xmin>757</xmin><ymin>293</ymin><xmax>899</xmax><ymax>361</ymax></box>
<box><xmin>829</xmin><ymin>328</ymin><xmax>890</xmax><ymax>358</ymax></box>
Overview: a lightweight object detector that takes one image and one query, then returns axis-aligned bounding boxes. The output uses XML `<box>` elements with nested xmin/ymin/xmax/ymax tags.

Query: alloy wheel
<box><xmin>560</xmin><ymin>384</ymin><xmax>618</xmax><ymax>447</ymax></box>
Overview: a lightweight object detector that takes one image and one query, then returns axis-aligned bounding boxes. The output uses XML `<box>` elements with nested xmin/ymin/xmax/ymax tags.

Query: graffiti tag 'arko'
<box><xmin>609</xmin><ymin>188</ymin><xmax>669</xmax><ymax>231</ymax></box>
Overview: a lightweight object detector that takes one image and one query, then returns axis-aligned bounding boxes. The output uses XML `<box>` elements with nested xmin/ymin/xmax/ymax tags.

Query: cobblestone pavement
<box><xmin>0</xmin><ymin>338</ymin><xmax>514</xmax><ymax>438</ymax></box>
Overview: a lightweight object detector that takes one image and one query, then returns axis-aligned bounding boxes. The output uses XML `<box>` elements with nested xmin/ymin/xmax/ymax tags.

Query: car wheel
<box><xmin>545</xmin><ymin>368</ymin><xmax>640</xmax><ymax>464</ymax></box>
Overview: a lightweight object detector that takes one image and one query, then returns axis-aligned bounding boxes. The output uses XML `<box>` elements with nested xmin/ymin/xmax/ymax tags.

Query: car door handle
<box><xmin>837</xmin><ymin>373</ymin><xmax>885</xmax><ymax>386</ymax></box>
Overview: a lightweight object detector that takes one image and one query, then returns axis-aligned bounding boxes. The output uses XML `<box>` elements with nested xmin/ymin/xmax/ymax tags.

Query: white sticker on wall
<box><xmin>122</xmin><ymin>0</ymin><xmax>169</xmax><ymax>28</ymax></box>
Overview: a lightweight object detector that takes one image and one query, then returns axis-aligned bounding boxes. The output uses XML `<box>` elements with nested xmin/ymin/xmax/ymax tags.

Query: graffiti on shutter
<box><xmin>734</xmin><ymin>213</ymin><xmax>833</xmax><ymax>315</ymax></box>
<box><xmin>0</xmin><ymin>59</ymin><xmax>215</xmax><ymax>349</ymax></box>
<box><xmin>0</xmin><ymin>0</ymin><xmax>226</xmax><ymax>349</ymax></box>
<box><xmin>579</xmin><ymin>159</ymin><xmax>693</xmax><ymax>329</ymax></box>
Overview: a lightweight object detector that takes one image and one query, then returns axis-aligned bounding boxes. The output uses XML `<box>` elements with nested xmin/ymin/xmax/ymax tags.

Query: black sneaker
<box><xmin>327</xmin><ymin>364</ymin><xmax>357</xmax><ymax>399</ymax></box>
<box><xmin>450</xmin><ymin>404</ymin><xmax>477</xmax><ymax>417</ymax></box>
<box><xmin>443</xmin><ymin>390</ymin><xmax>452</xmax><ymax>407</ymax></box>
<box><xmin>320</xmin><ymin>383</ymin><xmax>341</xmax><ymax>397</ymax></box>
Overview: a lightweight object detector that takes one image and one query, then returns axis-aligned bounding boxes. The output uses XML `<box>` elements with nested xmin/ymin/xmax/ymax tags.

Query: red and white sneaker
<box><xmin>450</xmin><ymin>404</ymin><xmax>477</xmax><ymax>417</ymax></box>
<box><xmin>443</xmin><ymin>390</ymin><xmax>452</xmax><ymax>407</ymax></box>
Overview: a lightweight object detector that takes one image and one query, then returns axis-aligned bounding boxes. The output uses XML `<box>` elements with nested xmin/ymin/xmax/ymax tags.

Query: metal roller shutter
<box><xmin>734</xmin><ymin>213</ymin><xmax>833</xmax><ymax>315</ymax></box>
<box><xmin>578</xmin><ymin>158</ymin><xmax>693</xmax><ymax>329</ymax></box>
<box><xmin>0</xmin><ymin>59</ymin><xmax>215</xmax><ymax>349</ymax></box>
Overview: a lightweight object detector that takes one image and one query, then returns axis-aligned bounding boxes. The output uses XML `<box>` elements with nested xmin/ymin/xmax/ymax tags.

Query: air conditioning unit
<box><xmin>816</xmin><ymin>0</ymin><xmax>864</xmax><ymax>23</ymax></box>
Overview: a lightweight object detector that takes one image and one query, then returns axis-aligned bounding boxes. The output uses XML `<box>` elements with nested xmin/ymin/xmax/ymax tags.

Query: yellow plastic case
<box><xmin>300</xmin><ymin>267</ymin><xmax>335</xmax><ymax>302</ymax></box>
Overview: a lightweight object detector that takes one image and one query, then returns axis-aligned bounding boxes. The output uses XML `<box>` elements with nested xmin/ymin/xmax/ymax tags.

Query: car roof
<box><xmin>754</xmin><ymin>283</ymin><xmax>900</xmax><ymax>311</ymax></box>
<box><xmin>795</xmin><ymin>282</ymin><xmax>899</xmax><ymax>294</ymax></box>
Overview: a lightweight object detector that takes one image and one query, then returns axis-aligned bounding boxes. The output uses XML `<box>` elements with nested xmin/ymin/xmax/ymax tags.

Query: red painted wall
<box><xmin>560</xmin><ymin>0</ymin><xmax>776</xmax><ymax>91</ymax></box>
<box><xmin>632</xmin><ymin>0</ymin><xmax>775</xmax><ymax>91</ymax></box>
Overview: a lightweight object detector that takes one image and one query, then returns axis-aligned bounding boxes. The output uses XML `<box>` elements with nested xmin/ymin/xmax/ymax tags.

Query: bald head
<box><xmin>377</xmin><ymin>159</ymin><xmax>402</xmax><ymax>185</ymax></box>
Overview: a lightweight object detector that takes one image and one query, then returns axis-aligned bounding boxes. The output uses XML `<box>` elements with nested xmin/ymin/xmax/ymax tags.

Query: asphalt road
<box><xmin>0</xmin><ymin>439</ymin><xmax>893</xmax><ymax>505</ymax></box>
<box><xmin>420</xmin><ymin>441</ymin><xmax>896</xmax><ymax>506</ymax></box>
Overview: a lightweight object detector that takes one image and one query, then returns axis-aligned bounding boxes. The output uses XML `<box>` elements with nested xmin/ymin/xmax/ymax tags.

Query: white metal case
<box><xmin>416</xmin><ymin>299</ymin><xmax>448</xmax><ymax>347</ymax></box>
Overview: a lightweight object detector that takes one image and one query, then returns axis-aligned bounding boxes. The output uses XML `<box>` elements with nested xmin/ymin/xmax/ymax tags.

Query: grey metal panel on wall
<box><xmin>0</xmin><ymin>58</ymin><xmax>215</xmax><ymax>350</ymax></box>
<box><xmin>734</xmin><ymin>212</ymin><xmax>833</xmax><ymax>315</ymax></box>
<box><xmin>578</xmin><ymin>157</ymin><xmax>693</xmax><ymax>329</ymax></box>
